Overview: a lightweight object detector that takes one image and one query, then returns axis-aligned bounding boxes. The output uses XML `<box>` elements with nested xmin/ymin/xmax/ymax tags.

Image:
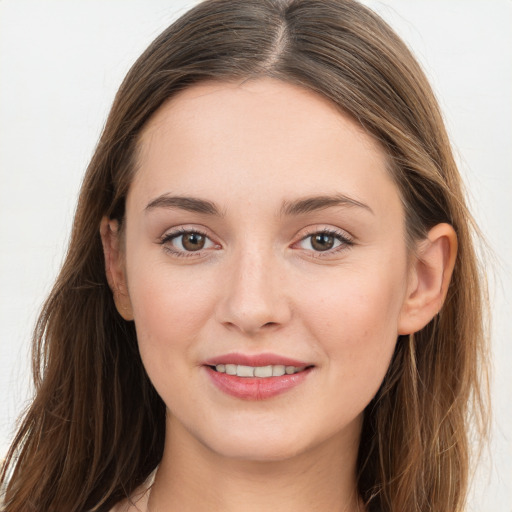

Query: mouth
<box><xmin>206</xmin><ymin>363</ymin><xmax>312</xmax><ymax>377</ymax></box>
<box><xmin>202</xmin><ymin>353</ymin><xmax>315</xmax><ymax>400</ymax></box>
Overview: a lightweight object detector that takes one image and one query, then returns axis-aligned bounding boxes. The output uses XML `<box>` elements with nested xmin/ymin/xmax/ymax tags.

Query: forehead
<box><xmin>138</xmin><ymin>77</ymin><xmax>386</xmax><ymax>165</ymax></box>
<box><xmin>131</xmin><ymin>78</ymin><xmax>399</xmax><ymax>217</ymax></box>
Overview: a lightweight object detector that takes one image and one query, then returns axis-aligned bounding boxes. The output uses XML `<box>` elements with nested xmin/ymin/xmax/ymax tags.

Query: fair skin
<box><xmin>101</xmin><ymin>78</ymin><xmax>457</xmax><ymax>512</ymax></box>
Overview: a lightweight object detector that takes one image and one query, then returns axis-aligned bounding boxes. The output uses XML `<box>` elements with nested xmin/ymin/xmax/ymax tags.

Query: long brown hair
<box><xmin>1</xmin><ymin>1</ymin><xmax>489</xmax><ymax>510</ymax></box>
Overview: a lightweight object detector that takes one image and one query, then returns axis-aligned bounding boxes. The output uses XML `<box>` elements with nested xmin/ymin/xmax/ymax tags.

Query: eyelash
<box><xmin>158</xmin><ymin>227</ymin><xmax>354</xmax><ymax>259</ymax></box>
<box><xmin>296</xmin><ymin>228</ymin><xmax>354</xmax><ymax>258</ymax></box>
<box><xmin>159</xmin><ymin>228</ymin><xmax>214</xmax><ymax>258</ymax></box>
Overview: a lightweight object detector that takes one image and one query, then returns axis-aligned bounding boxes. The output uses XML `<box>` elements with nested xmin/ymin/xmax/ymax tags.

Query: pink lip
<box><xmin>202</xmin><ymin>352</ymin><xmax>314</xmax><ymax>401</ymax></box>
<box><xmin>203</xmin><ymin>352</ymin><xmax>311</xmax><ymax>367</ymax></box>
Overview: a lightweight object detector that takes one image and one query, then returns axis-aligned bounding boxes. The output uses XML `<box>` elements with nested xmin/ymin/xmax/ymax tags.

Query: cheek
<box><xmin>125</xmin><ymin>264</ymin><xmax>222</xmax><ymax>414</ymax></box>
<box><xmin>308</xmin><ymin>265</ymin><xmax>404</xmax><ymax>335</ymax></box>
<box><xmin>126</xmin><ymin>263</ymin><xmax>215</xmax><ymax>366</ymax></box>
<box><xmin>301</xmin><ymin>264</ymin><xmax>407</xmax><ymax>396</ymax></box>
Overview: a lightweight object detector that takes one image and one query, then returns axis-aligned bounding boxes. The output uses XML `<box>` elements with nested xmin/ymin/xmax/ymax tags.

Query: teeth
<box><xmin>225</xmin><ymin>364</ymin><xmax>237</xmax><ymax>375</ymax></box>
<box><xmin>272</xmin><ymin>365</ymin><xmax>286</xmax><ymax>376</ymax></box>
<box><xmin>214</xmin><ymin>364</ymin><xmax>306</xmax><ymax>377</ymax></box>
<box><xmin>237</xmin><ymin>365</ymin><xmax>254</xmax><ymax>377</ymax></box>
<box><xmin>254</xmin><ymin>365</ymin><xmax>272</xmax><ymax>377</ymax></box>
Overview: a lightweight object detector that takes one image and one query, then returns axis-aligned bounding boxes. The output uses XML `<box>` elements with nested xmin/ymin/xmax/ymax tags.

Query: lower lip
<box><xmin>204</xmin><ymin>366</ymin><xmax>313</xmax><ymax>400</ymax></box>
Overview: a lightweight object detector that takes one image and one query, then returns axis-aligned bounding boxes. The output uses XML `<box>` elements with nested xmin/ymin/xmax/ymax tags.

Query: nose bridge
<box><xmin>217</xmin><ymin>237</ymin><xmax>290</xmax><ymax>334</ymax></box>
<box><xmin>237</xmin><ymin>243</ymin><xmax>273</xmax><ymax>300</ymax></box>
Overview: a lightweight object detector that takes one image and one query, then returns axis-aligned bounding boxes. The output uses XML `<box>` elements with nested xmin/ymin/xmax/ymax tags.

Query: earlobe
<box><xmin>99</xmin><ymin>216</ymin><xmax>134</xmax><ymax>321</ymax></box>
<box><xmin>398</xmin><ymin>223</ymin><xmax>457</xmax><ymax>335</ymax></box>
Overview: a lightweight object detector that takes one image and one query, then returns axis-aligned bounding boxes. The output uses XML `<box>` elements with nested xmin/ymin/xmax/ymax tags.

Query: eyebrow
<box><xmin>280</xmin><ymin>194</ymin><xmax>374</xmax><ymax>217</ymax></box>
<box><xmin>145</xmin><ymin>195</ymin><xmax>223</xmax><ymax>216</ymax></box>
<box><xmin>145</xmin><ymin>193</ymin><xmax>373</xmax><ymax>217</ymax></box>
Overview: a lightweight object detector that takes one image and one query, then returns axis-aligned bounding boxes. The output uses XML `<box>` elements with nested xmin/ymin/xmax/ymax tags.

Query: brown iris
<box><xmin>310</xmin><ymin>233</ymin><xmax>336</xmax><ymax>251</ymax></box>
<box><xmin>182</xmin><ymin>232</ymin><xmax>206</xmax><ymax>251</ymax></box>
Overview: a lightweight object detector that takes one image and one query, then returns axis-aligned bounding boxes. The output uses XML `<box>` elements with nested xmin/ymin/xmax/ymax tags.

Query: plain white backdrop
<box><xmin>0</xmin><ymin>1</ymin><xmax>510</xmax><ymax>509</ymax></box>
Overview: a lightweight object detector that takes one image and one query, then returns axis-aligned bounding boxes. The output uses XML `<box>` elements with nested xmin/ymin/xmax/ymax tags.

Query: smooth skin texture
<box><xmin>101</xmin><ymin>78</ymin><xmax>457</xmax><ymax>512</ymax></box>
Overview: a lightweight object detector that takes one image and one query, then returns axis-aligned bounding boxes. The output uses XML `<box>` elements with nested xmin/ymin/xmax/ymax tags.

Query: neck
<box><xmin>149</xmin><ymin>414</ymin><xmax>364</xmax><ymax>512</ymax></box>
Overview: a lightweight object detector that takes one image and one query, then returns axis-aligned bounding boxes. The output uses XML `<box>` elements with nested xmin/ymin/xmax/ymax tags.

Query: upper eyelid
<box><xmin>160</xmin><ymin>225</ymin><xmax>213</xmax><ymax>240</ymax></box>
<box><xmin>297</xmin><ymin>225</ymin><xmax>354</xmax><ymax>241</ymax></box>
<box><xmin>159</xmin><ymin>225</ymin><xmax>352</xmax><ymax>240</ymax></box>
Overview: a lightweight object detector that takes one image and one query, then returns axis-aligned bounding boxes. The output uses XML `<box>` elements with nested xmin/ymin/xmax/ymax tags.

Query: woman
<box><xmin>0</xmin><ymin>0</ymin><xmax>489</xmax><ymax>511</ymax></box>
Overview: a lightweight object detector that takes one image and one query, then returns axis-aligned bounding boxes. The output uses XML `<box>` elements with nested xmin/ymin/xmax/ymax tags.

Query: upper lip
<box><xmin>203</xmin><ymin>352</ymin><xmax>313</xmax><ymax>367</ymax></box>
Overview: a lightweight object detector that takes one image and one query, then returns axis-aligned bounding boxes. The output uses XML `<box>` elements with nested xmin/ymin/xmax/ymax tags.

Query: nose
<box><xmin>215</xmin><ymin>245</ymin><xmax>292</xmax><ymax>336</ymax></box>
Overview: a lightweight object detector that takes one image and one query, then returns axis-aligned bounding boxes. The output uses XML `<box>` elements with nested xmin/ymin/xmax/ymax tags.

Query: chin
<box><xmin>200</xmin><ymin>425</ymin><xmax>309</xmax><ymax>462</ymax></box>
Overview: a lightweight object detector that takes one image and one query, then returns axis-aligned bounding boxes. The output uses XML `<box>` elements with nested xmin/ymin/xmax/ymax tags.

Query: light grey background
<box><xmin>1</xmin><ymin>1</ymin><xmax>510</xmax><ymax>509</ymax></box>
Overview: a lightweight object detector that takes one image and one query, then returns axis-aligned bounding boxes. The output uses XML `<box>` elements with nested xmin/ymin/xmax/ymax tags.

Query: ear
<box><xmin>398</xmin><ymin>223</ymin><xmax>457</xmax><ymax>335</ymax></box>
<box><xmin>100</xmin><ymin>216</ymin><xmax>134</xmax><ymax>321</ymax></box>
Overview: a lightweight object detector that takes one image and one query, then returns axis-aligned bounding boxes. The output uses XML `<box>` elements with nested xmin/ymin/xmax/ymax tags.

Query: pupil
<box><xmin>312</xmin><ymin>234</ymin><xmax>334</xmax><ymax>251</ymax></box>
<box><xmin>183</xmin><ymin>233</ymin><xmax>205</xmax><ymax>251</ymax></box>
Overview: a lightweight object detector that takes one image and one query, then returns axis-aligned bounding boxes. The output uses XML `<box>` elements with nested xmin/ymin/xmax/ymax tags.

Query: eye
<box><xmin>296</xmin><ymin>229</ymin><xmax>353</xmax><ymax>255</ymax></box>
<box><xmin>160</xmin><ymin>228</ymin><xmax>218</xmax><ymax>257</ymax></box>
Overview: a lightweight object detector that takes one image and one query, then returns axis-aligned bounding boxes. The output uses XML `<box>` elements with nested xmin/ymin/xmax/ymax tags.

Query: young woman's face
<box><xmin>121</xmin><ymin>78</ymin><xmax>412</xmax><ymax>461</ymax></box>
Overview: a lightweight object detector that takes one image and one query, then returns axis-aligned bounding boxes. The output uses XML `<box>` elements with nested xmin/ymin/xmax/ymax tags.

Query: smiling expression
<box><xmin>116</xmin><ymin>78</ymin><xmax>412</xmax><ymax>461</ymax></box>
